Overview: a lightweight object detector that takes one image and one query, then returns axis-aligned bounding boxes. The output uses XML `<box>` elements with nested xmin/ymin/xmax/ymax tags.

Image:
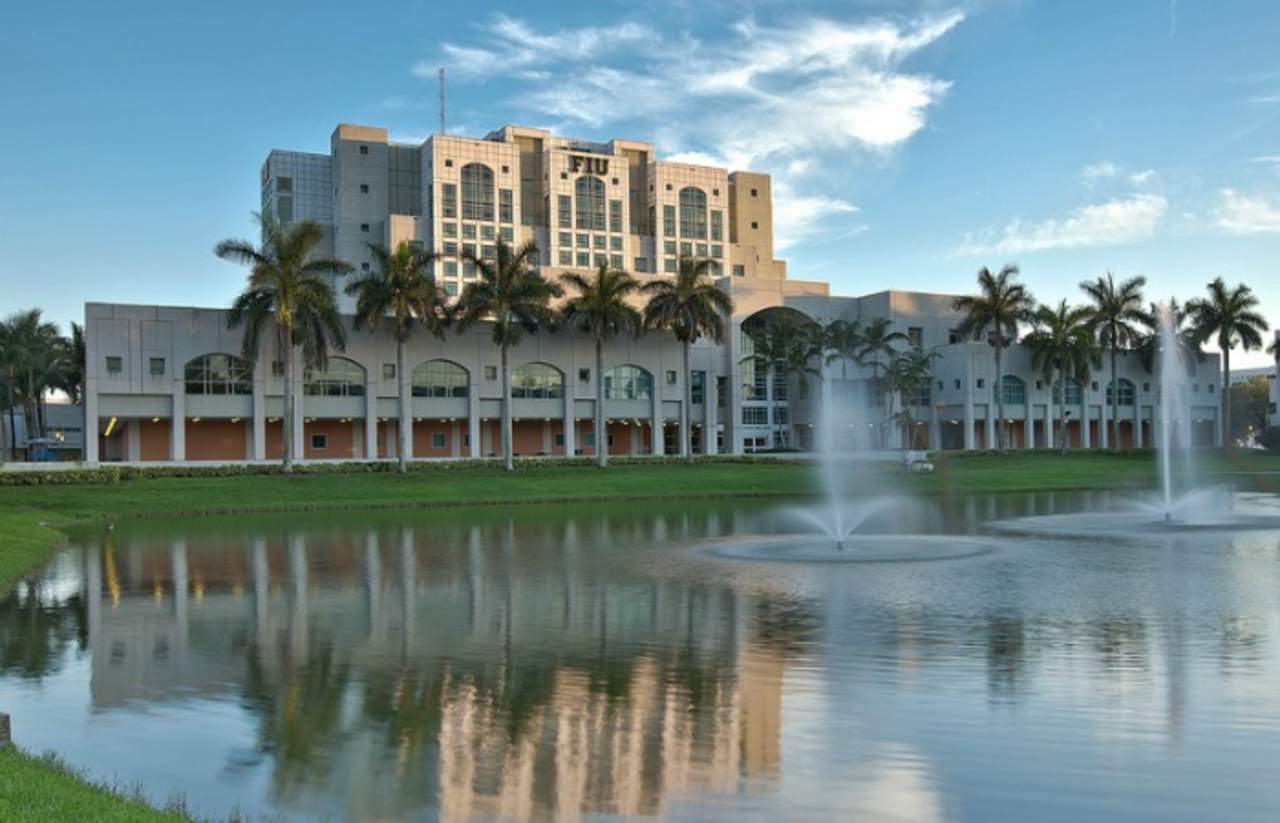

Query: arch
<box><xmin>996</xmin><ymin>375</ymin><xmax>1026</xmax><ymax>405</ymax></box>
<box><xmin>304</xmin><ymin>356</ymin><xmax>366</xmax><ymax>397</ymax></box>
<box><xmin>1052</xmin><ymin>379</ymin><xmax>1084</xmax><ymax>405</ymax></box>
<box><xmin>460</xmin><ymin>162</ymin><xmax>495</xmax><ymax>221</ymax></box>
<box><xmin>511</xmin><ymin>362</ymin><xmax>564</xmax><ymax>399</ymax></box>
<box><xmin>412</xmin><ymin>359</ymin><xmax>469</xmax><ymax>398</ymax></box>
<box><xmin>679</xmin><ymin>186</ymin><xmax>708</xmax><ymax>239</ymax></box>
<box><xmin>184</xmin><ymin>353</ymin><xmax>252</xmax><ymax>395</ymax></box>
<box><xmin>1107</xmin><ymin>378</ymin><xmax>1136</xmax><ymax>406</ymax></box>
<box><xmin>575</xmin><ymin>175</ymin><xmax>606</xmax><ymax>231</ymax></box>
<box><xmin>603</xmin><ymin>365</ymin><xmax>653</xmax><ymax>400</ymax></box>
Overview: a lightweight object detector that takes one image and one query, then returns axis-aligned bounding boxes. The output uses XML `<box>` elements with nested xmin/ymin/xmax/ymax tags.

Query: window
<box><xmin>272</xmin><ymin>361</ymin><xmax>285</xmax><ymax>377</ymax></box>
<box><xmin>976</xmin><ymin>378</ymin><xmax>985</xmax><ymax>389</ymax></box>
<box><xmin>711</xmin><ymin>244</ymin><xmax>723</xmax><ymax>258</ymax></box>
<box><xmin>733</xmin><ymin>264</ymin><xmax>745</xmax><ymax>277</ymax></box>
<box><xmin>1053</xmin><ymin>380</ymin><xmax>1084</xmax><ymax>405</ymax></box>
<box><xmin>1091</xmin><ymin>381</ymin><xmax>1100</xmax><ymax>391</ymax></box>
<box><xmin>663</xmin><ymin>205</ymin><xmax>676</xmax><ymax>237</ymax></box>
<box><xmin>484</xmin><ymin>366</ymin><xmax>497</xmax><ymax>381</ymax></box>
<box><xmin>431</xmin><ymin>433</ymin><xmax>447</xmax><ymax>448</ymax></box>
<box><xmin>664</xmin><ymin>240</ymin><xmax>677</xmax><ymax>255</ymax></box>
<box><xmin>499</xmin><ymin>188</ymin><xmax>513</xmax><ymax>223</ymax></box>
<box><xmin>575</xmin><ymin>176</ymin><xmax>606</xmax><ymax>230</ymax></box>
<box><xmin>442</xmin><ymin>222</ymin><xmax>457</xmax><ymax>237</ymax></box>
<box><xmin>583</xmin><ymin>432</ymin><xmax>596</xmax><ymax>447</ymax></box>
<box><xmin>665</xmin><ymin>370</ymin><xmax>677</xmax><ymax>385</ymax></box>
<box><xmin>1208</xmin><ymin>384</ymin><xmax>1215</xmax><ymax>394</ymax></box>
<box><xmin>750</xmin><ymin>187</ymin><xmax>758</xmax><ymax>197</ymax></box>
<box><xmin>750</xmin><ymin>221</ymin><xmax>758</xmax><ymax>229</ymax></box>
<box><xmin>577</xmin><ymin>252</ymin><xmax>590</xmax><ymax>267</ymax></box>
<box><xmin>511</xmin><ymin>362</ymin><xmax>564</xmax><ymax>398</ymax></box>
<box><xmin>149</xmin><ymin>357</ymin><xmax>165</xmax><ymax>376</ymax></box>
<box><xmin>579</xmin><ymin>367</ymin><xmax>591</xmax><ymax>382</ymax></box>
<box><xmin>594</xmin><ymin>235</ymin><xmax>606</xmax><ymax>249</ymax></box>
<box><xmin>1143</xmin><ymin>382</ymin><xmax>1150</xmax><ymax>392</ymax></box>
<box><xmin>554</xmin><ymin>433</ymin><xmax>565</xmax><ymax>447</ymax></box>
<box><xmin>954</xmin><ymin>379</ymin><xmax>961</xmax><ymax>390</ymax></box>
<box><xmin>359</xmin><ymin>145</ymin><xmax>368</xmax><ymax>156</ymax></box>
<box><xmin>558</xmin><ymin>250</ymin><xmax>572</xmax><ymax>265</ymax></box>
<box><xmin>445</xmin><ymin>282</ymin><xmax>458</xmax><ymax>296</ymax></box>
<box><xmin>679</xmin><ymin>187</ymin><xmax>708</xmax><ymax>238</ymax></box>
<box><xmin>996</xmin><ymin>375</ymin><xmax>1026</xmax><ymax>404</ymax></box>
<box><xmin>594</xmin><ymin>254</ymin><xmax>608</xmax><ymax>269</ymax></box>
<box><xmin>443</xmin><ymin>242</ymin><xmax>458</xmax><ymax>256</ymax></box>
<box><xmin>460</xmin><ymin>163</ymin><xmax>494</xmax><ymax>221</ymax></box>
<box><xmin>948</xmin><ymin>329</ymin><xmax>963</xmax><ymax>344</ymax></box>
<box><xmin>481</xmin><ymin>244</ymin><xmax>495</xmax><ymax>260</ymax></box>
<box><xmin>184</xmin><ymin>354</ymin><xmax>251</xmax><ymax>395</ymax></box>
<box><xmin>576</xmin><ymin>233</ymin><xmax>589</xmax><ymax>248</ymax></box>
<box><xmin>501</xmin><ymin>164</ymin><xmax>509</xmax><ymax>174</ymax></box>
<box><xmin>480</xmin><ymin>224</ymin><xmax>495</xmax><ymax>240</ymax></box>
<box><xmin>1035</xmin><ymin>380</ymin><xmax>1043</xmax><ymax>391</ymax></box>
<box><xmin>691</xmin><ymin>370</ymin><xmax>706</xmax><ymax>404</ymax></box>
<box><xmin>311</xmin><ymin>433</ymin><xmax>328</xmax><ymax>450</ymax></box>
<box><xmin>558</xmin><ymin>195</ymin><xmax>572</xmax><ymax>229</ymax></box>
<box><xmin>711</xmin><ymin>210</ymin><xmax>723</xmax><ymax>241</ymax></box>
<box><xmin>604</xmin><ymin>365</ymin><xmax>653</xmax><ymax>399</ymax></box>
<box><xmin>610</xmin><ymin>254</ymin><xmax>623</xmax><ymax>269</ymax></box>
<box><xmin>462</xmin><ymin>223</ymin><xmax>476</xmax><ymax>239</ymax></box>
<box><xmin>383</xmin><ymin>363</ymin><xmax>396</xmax><ymax>380</ymax></box>
<box><xmin>441</xmin><ymin>183</ymin><xmax>457</xmax><ymax>218</ymax></box>
<box><xmin>558</xmin><ymin>232</ymin><xmax>572</xmax><ymax>246</ymax></box>
<box><xmin>361</xmin><ymin>262</ymin><xmax>370</xmax><ymax>272</ymax></box>
<box><xmin>635</xmin><ymin>257</ymin><xmax>647</xmax><ymax>272</ymax></box>
<box><xmin>742</xmin><ymin>406</ymin><xmax>769</xmax><ymax>426</ymax></box>
<box><xmin>609</xmin><ymin>235</ymin><xmax>622</xmax><ymax>251</ymax></box>
<box><xmin>609</xmin><ymin>199</ymin><xmax>623</xmax><ymax>233</ymax></box>
<box><xmin>360</xmin><ymin>223</ymin><xmax>370</xmax><ymax>232</ymax></box>
<box><xmin>444</xmin><ymin>260</ymin><xmax>458</xmax><ymax>276</ymax></box>
<box><xmin>444</xmin><ymin>158</ymin><xmax>453</xmax><ymax>167</ymax></box>
<box><xmin>276</xmin><ymin>177</ymin><xmax>292</xmax><ymax>193</ymax></box>
<box><xmin>304</xmin><ymin>357</ymin><xmax>366</xmax><ymax>397</ymax></box>
<box><xmin>680</xmin><ymin>241</ymin><xmax>692</xmax><ymax>257</ymax></box>
<box><xmin>1106</xmin><ymin>379</ymin><xmax>1136</xmax><ymax>406</ymax></box>
<box><xmin>664</xmin><ymin>258</ymin><xmax>677</xmax><ymax>273</ymax></box>
<box><xmin>907</xmin><ymin>327</ymin><xmax>923</xmax><ymax>348</ymax></box>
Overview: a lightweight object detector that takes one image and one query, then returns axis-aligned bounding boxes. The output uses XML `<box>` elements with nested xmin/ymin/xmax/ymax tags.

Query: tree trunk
<box><xmin>995</xmin><ymin>341</ymin><xmax>1005</xmax><ymax>452</ymax></box>
<box><xmin>501</xmin><ymin>342</ymin><xmax>513</xmax><ymax>471</ymax></box>
<box><xmin>682</xmin><ymin>340</ymin><xmax>692</xmax><ymax>460</ymax></box>
<box><xmin>282</xmin><ymin>332</ymin><xmax>295</xmax><ymax>474</ymax></box>
<box><xmin>397</xmin><ymin>336</ymin><xmax>408</xmax><ymax>474</ymax></box>
<box><xmin>1221</xmin><ymin>346</ymin><xmax>1231</xmax><ymax>450</ymax></box>
<box><xmin>595</xmin><ymin>336</ymin><xmax>606</xmax><ymax>468</ymax></box>
<box><xmin>1109</xmin><ymin>344</ymin><xmax>1118</xmax><ymax>451</ymax></box>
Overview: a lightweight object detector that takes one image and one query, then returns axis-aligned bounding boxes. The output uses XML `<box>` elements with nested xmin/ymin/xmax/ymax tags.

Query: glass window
<box><xmin>511</xmin><ymin>362</ymin><xmax>564</xmax><ymax>399</ymax></box>
<box><xmin>691</xmin><ymin>370</ymin><xmax>706</xmax><ymax>404</ymax></box>
<box><xmin>304</xmin><ymin>357</ymin><xmax>366</xmax><ymax>397</ymax></box>
<box><xmin>462</xmin><ymin>223</ymin><xmax>476</xmax><ymax>239</ymax></box>
<box><xmin>995</xmin><ymin>375</ymin><xmax>1025</xmax><ymax>404</ymax></box>
<box><xmin>733</xmin><ymin>264</ymin><xmax>745</xmax><ymax>277</ymax></box>
<box><xmin>559</xmin><ymin>250</ymin><xmax>573</xmax><ymax>266</ymax></box>
<box><xmin>311</xmin><ymin>433</ymin><xmax>327</xmax><ymax>450</ymax></box>
<box><xmin>680</xmin><ymin>241</ymin><xmax>692</xmax><ymax>257</ymax></box>
<box><xmin>907</xmin><ymin>327</ymin><xmax>923</xmax><ymax>348</ymax></box>
<box><xmin>610</xmin><ymin>235</ymin><xmax>622</xmax><ymax>251</ymax></box>
<box><xmin>664</xmin><ymin>240</ymin><xmax>677</xmax><ymax>255</ymax></box>
<box><xmin>609</xmin><ymin>199</ymin><xmax>623</xmax><ymax>233</ymax></box>
<box><xmin>635</xmin><ymin>257</ymin><xmax>647</xmax><ymax>272</ymax></box>
<box><xmin>443</xmin><ymin>242</ymin><xmax>457</xmax><ymax>255</ymax></box>
<box><xmin>149</xmin><ymin>357</ymin><xmax>165</xmax><ymax>376</ymax></box>
<box><xmin>460</xmin><ymin>163</ymin><xmax>495</xmax><ymax>221</ymax></box>
<box><xmin>594</xmin><ymin>235</ymin><xmax>606</xmax><ymax>249</ymax></box>
<box><xmin>382</xmin><ymin>363</ymin><xmax>395</xmax><ymax>379</ymax></box>
<box><xmin>576</xmin><ymin>252</ymin><xmax>590</xmax><ymax>267</ymax></box>
<box><xmin>603</xmin><ymin>365</ymin><xmax>653</xmax><ymax>400</ymax></box>
<box><xmin>1053</xmin><ymin>380</ymin><xmax>1084</xmax><ymax>404</ymax></box>
<box><xmin>184</xmin><ymin>354</ymin><xmax>252</xmax><ymax>395</ymax></box>
<box><xmin>441</xmin><ymin>183</ymin><xmax>457</xmax><ymax>219</ymax></box>
<box><xmin>742</xmin><ymin>406</ymin><xmax>768</xmax><ymax>426</ymax></box>
<box><xmin>411</xmin><ymin>359</ymin><xmax>469</xmax><ymax>397</ymax></box>
<box><xmin>575</xmin><ymin>176</ymin><xmax>606</xmax><ymax>230</ymax></box>
<box><xmin>558</xmin><ymin>195</ymin><xmax>572</xmax><ymax>229</ymax></box>
<box><xmin>431</xmin><ymin>432</ymin><xmax>447</xmax><ymax>448</ymax></box>
<box><xmin>559</xmin><ymin>232</ymin><xmax>572</xmax><ymax>246</ymax></box>
<box><xmin>1106</xmin><ymin>379</ymin><xmax>1136</xmax><ymax>406</ymax></box>
<box><xmin>679</xmin><ymin>187</ymin><xmax>708</xmax><ymax>238</ymax></box>
<box><xmin>484</xmin><ymin>366</ymin><xmax>497</xmax><ymax>381</ymax></box>
<box><xmin>696</xmin><ymin>242</ymin><xmax>708</xmax><ymax>257</ymax></box>
<box><xmin>664</xmin><ymin>257</ymin><xmax>677</xmax><ymax>273</ymax></box>
<box><xmin>445</xmin><ymin>281</ymin><xmax>458</xmax><ymax>296</ymax></box>
<box><xmin>442</xmin><ymin>222</ymin><xmax>457</xmax><ymax>237</ymax></box>
<box><xmin>481</xmin><ymin>244</ymin><xmax>495</xmax><ymax>259</ymax></box>
<box><xmin>594</xmin><ymin>254</ymin><xmax>608</xmax><ymax>268</ymax></box>
<box><xmin>576</xmin><ymin>234</ymin><xmax>589</xmax><ymax>248</ymax></box>
<box><xmin>444</xmin><ymin>260</ymin><xmax>458</xmax><ymax>276</ymax></box>
<box><xmin>711</xmin><ymin>244</ymin><xmax>723</xmax><ymax>258</ymax></box>
<box><xmin>500</xmin><ymin>226</ymin><xmax>513</xmax><ymax>242</ymax></box>
<box><xmin>663</xmin><ymin>205</ymin><xmax>676</xmax><ymax>237</ymax></box>
<box><xmin>610</xmin><ymin>254</ymin><xmax>623</xmax><ymax>269</ymax></box>
<box><xmin>499</xmin><ymin>188</ymin><xmax>513</xmax><ymax>223</ymax></box>
<box><xmin>480</xmin><ymin>224</ymin><xmax>494</xmax><ymax>240</ymax></box>
<box><xmin>711</xmin><ymin>210</ymin><xmax>723</xmax><ymax>241</ymax></box>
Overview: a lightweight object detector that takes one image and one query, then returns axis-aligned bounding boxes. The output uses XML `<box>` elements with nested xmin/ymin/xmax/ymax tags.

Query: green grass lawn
<box><xmin>1</xmin><ymin>450</ymin><xmax>1278</xmax><ymax>821</ymax></box>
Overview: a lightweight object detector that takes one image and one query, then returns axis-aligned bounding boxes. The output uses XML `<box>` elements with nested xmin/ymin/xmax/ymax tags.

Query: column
<box><xmin>1082</xmin><ymin>405</ymin><xmax>1092</xmax><ymax>449</ymax></box>
<box><xmin>563</xmin><ymin>382</ymin><xmax>576</xmax><ymax>458</ymax></box>
<box><xmin>963</xmin><ymin>359</ymin><xmax>975</xmax><ymax>451</ymax></box>
<box><xmin>650</xmin><ymin>390</ymin><xmax>662</xmax><ymax>456</ymax></box>
<box><xmin>1213</xmin><ymin>409</ymin><xmax>1224</xmax><ymax>447</ymax></box>
<box><xmin>1025</xmin><ymin>405</ymin><xmax>1034</xmax><ymax>450</ymax></box>
<box><xmin>364</xmin><ymin>377</ymin><xmax>378</xmax><ymax>461</ymax></box>
<box><xmin>725</xmin><ymin>321</ymin><xmax>743</xmax><ymax>455</ymax></box>
<box><xmin>291</xmin><ymin>348</ymin><xmax>305</xmax><ymax>461</ymax></box>
<box><xmin>929</xmin><ymin>403</ymin><xmax>941</xmax><ymax>451</ymax></box>
<box><xmin>252</xmin><ymin>363</ymin><xmax>266</xmax><ymax>461</ymax></box>
<box><xmin>1100</xmin><ymin>403</ymin><xmax>1109</xmax><ymax>449</ymax></box>
<box><xmin>984</xmin><ymin>408</ymin><xmax>995</xmax><ymax>450</ymax></box>
<box><xmin>450</xmin><ymin>420</ymin><xmax>462</xmax><ymax>458</ymax></box>
<box><xmin>171</xmin><ymin>380</ymin><xmax>186</xmax><ymax>462</ymax></box>
<box><xmin>702</xmin><ymin>372</ymin><xmax>715</xmax><ymax>454</ymax></box>
<box><xmin>364</xmin><ymin>531</ymin><xmax>384</xmax><ymax>639</ymax></box>
<box><xmin>126</xmin><ymin>419</ymin><xmax>141</xmax><ymax>461</ymax></box>
<box><xmin>399</xmin><ymin>361</ymin><xmax>413</xmax><ymax>461</ymax></box>
<box><xmin>468</xmin><ymin>379</ymin><xmax>482</xmax><ymax>458</ymax></box>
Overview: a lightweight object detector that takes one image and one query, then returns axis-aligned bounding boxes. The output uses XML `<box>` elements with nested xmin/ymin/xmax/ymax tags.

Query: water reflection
<box><xmin>2</xmin><ymin>493</ymin><xmax>1280</xmax><ymax>821</ymax></box>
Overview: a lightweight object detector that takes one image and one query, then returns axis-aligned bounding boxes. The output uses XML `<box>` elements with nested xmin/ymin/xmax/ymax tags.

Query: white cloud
<box><xmin>426</xmin><ymin>12</ymin><xmax>962</xmax><ymax>252</ymax></box>
<box><xmin>1080</xmin><ymin>161</ymin><xmax>1120</xmax><ymax>183</ymax></box>
<box><xmin>772</xmin><ymin>183</ymin><xmax>861</xmax><ymax>251</ymax></box>
<box><xmin>1128</xmin><ymin>169</ymin><xmax>1156</xmax><ymax>186</ymax></box>
<box><xmin>954</xmin><ymin>194</ymin><xmax>1168</xmax><ymax>256</ymax></box>
<box><xmin>1212</xmin><ymin>188</ymin><xmax>1280</xmax><ymax>234</ymax></box>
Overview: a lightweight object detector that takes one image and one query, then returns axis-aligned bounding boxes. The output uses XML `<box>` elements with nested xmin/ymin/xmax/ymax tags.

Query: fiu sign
<box><xmin>568</xmin><ymin>154</ymin><xmax>609</xmax><ymax>175</ymax></box>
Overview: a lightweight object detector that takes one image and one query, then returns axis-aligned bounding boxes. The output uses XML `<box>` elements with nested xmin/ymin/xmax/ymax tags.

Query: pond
<box><xmin>3</xmin><ymin>492</ymin><xmax>1280</xmax><ymax>822</ymax></box>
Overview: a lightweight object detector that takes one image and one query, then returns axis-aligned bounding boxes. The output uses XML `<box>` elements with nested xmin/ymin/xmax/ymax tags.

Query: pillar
<box><xmin>725</xmin><ymin>321</ymin><xmax>743</xmax><ymax>455</ymax></box>
<box><xmin>963</xmin><ymin>359</ymin><xmax>976</xmax><ymax>451</ymax></box>
<box><xmin>126</xmin><ymin>419</ymin><xmax>141</xmax><ymax>461</ymax></box>
<box><xmin>364</xmin><ymin>377</ymin><xmax>378</xmax><ymax>461</ymax></box>
<box><xmin>252</xmin><ymin>364</ymin><xmax>266</xmax><ymax>461</ymax></box>
<box><xmin>468</xmin><ymin>380</ymin><xmax>482</xmax><ymax>458</ymax></box>
<box><xmin>1099</xmin><ymin>401</ymin><xmax>1109</xmax><ymax>449</ymax></box>
<box><xmin>1025</xmin><ymin>405</ymin><xmax>1034</xmax><ymax>450</ymax></box>
<box><xmin>929</xmin><ymin>403</ymin><xmax>941</xmax><ymax>451</ymax></box>
<box><xmin>651</xmin><ymin>390</ymin><xmax>662</xmax><ymax>456</ymax></box>
<box><xmin>450</xmin><ymin>420</ymin><xmax>462</xmax><ymax>458</ymax></box>
<box><xmin>1082</xmin><ymin>405</ymin><xmax>1092</xmax><ymax>449</ymax></box>
<box><xmin>984</xmin><ymin>408</ymin><xmax>995</xmax><ymax>450</ymax></box>
<box><xmin>563</xmin><ymin>382</ymin><xmax>576</xmax><ymax>458</ymax></box>
<box><xmin>399</xmin><ymin>361</ymin><xmax>413</xmax><ymax>461</ymax></box>
<box><xmin>703</xmin><ymin>370</ymin><xmax>716</xmax><ymax>454</ymax></box>
<box><xmin>291</xmin><ymin>348</ymin><xmax>305</xmax><ymax>462</ymax></box>
<box><xmin>171</xmin><ymin>381</ymin><xmax>186</xmax><ymax>462</ymax></box>
<box><xmin>84</xmin><ymin>377</ymin><xmax>99</xmax><ymax>464</ymax></box>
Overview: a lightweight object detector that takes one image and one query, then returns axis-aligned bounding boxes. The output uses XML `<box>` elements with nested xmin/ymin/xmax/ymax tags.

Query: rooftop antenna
<box><xmin>437</xmin><ymin>67</ymin><xmax>446</xmax><ymax>135</ymax></box>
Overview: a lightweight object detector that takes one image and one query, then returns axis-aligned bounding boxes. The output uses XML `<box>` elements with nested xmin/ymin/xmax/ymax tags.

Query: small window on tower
<box><xmin>579</xmin><ymin>368</ymin><xmax>591</xmax><ymax>382</ymax></box>
<box><xmin>359</xmin><ymin>145</ymin><xmax>368</xmax><ymax>155</ymax></box>
<box><xmin>484</xmin><ymin>366</ymin><xmax>497</xmax><ymax>381</ymax></box>
<box><xmin>105</xmin><ymin>356</ymin><xmax>122</xmax><ymax>375</ymax></box>
<box><xmin>750</xmin><ymin>188</ymin><xmax>758</xmax><ymax>197</ymax></box>
<box><xmin>360</xmin><ymin>184</ymin><xmax>369</xmax><ymax>193</ymax></box>
<box><xmin>150</xmin><ymin>357</ymin><xmax>165</xmax><ymax>376</ymax></box>
<box><xmin>751</xmin><ymin>221</ymin><xmax>758</xmax><ymax>229</ymax></box>
<box><xmin>360</xmin><ymin>223</ymin><xmax>369</xmax><ymax>232</ymax></box>
<box><xmin>383</xmin><ymin>364</ymin><xmax>396</xmax><ymax>380</ymax></box>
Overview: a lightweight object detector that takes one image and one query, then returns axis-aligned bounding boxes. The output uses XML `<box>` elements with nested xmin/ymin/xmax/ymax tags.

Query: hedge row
<box><xmin>0</xmin><ymin>454</ymin><xmax>793</xmax><ymax>487</ymax></box>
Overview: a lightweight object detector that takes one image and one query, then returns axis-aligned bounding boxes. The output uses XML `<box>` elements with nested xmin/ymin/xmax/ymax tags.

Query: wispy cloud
<box><xmin>1128</xmin><ymin>168</ymin><xmax>1156</xmax><ymax>186</ymax></box>
<box><xmin>953</xmin><ymin>194</ymin><xmax>1168</xmax><ymax>256</ymax></box>
<box><xmin>425</xmin><ymin>11</ymin><xmax>963</xmax><ymax>252</ymax></box>
<box><xmin>1212</xmin><ymin>188</ymin><xmax>1280</xmax><ymax>233</ymax></box>
<box><xmin>1080</xmin><ymin>161</ymin><xmax>1120</xmax><ymax>183</ymax></box>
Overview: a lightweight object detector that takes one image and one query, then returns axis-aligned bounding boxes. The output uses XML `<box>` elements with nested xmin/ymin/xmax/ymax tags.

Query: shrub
<box><xmin>1259</xmin><ymin>426</ymin><xmax>1280</xmax><ymax>454</ymax></box>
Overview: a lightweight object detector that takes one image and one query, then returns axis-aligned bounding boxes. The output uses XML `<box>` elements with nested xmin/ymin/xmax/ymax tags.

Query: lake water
<box><xmin>3</xmin><ymin>492</ymin><xmax>1280</xmax><ymax>822</ymax></box>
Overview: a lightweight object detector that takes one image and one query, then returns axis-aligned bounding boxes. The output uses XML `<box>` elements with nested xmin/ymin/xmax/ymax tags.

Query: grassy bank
<box><xmin>1</xmin><ymin>451</ymin><xmax>1278</xmax><ymax>821</ymax></box>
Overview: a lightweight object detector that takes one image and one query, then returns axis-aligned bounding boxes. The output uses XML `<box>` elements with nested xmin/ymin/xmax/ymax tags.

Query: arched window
<box><xmin>575</xmin><ymin>176</ymin><xmax>606</xmax><ymax>231</ymax></box>
<box><xmin>1052</xmin><ymin>380</ymin><xmax>1084</xmax><ymax>405</ymax></box>
<box><xmin>412</xmin><ymin>360</ymin><xmax>469</xmax><ymax>398</ymax></box>
<box><xmin>460</xmin><ymin>163</ymin><xmax>494</xmax><ymax>221</ymax></box>
<box><xmin>1107</xmin><ymin>378</ymin><xmax>1136</xmax><ymax>406</ymax></box>
<box><xmin>304</xmin><ymin>357</ymin><xmax>366</xmax><ymax>397</ymax></box>
<box><xmin>603</xmin><ymin>365</ymin><xmax>653</xmax><ymax>400</ymax></box>
<box><xmin>996</xmin><ymin>375</ymin><xmax>1026</xmax><ymax>404</ymax></box>
<box><xmin>679</xmin><ymin>187</ymin><xmax>707</xmax><ymax>239</ymax></box>
<box><xmin>511</xmin><ymin>362</ymin><xmax>563</xmax><ymax>399</ymax></box>
<box><xmin>184</xmin><ymin>354</ymin><xmax>252</xmax><ymax>395</ymax></box>
<box><xmin>739</xmin><ymin>356</ymin><xmax>769</xmax><ymax>401</ymax></box>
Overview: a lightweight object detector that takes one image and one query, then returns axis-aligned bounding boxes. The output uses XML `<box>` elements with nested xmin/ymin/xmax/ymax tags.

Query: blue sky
<box><xmin>3</xmin><ymin>0</ymin><xmax>1278</xmax><ymax>364</ymax></box>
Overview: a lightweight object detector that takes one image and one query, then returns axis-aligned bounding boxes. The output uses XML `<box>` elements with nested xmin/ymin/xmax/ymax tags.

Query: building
<box><xmin>1</xmin><ymin>404</ymin><xmax>85</xmax><ymax>461</ymax></box>
<box><xmin>1271</xmin><ymin>332</ymin><xmax>1280</xmax><ymax>428</ymax></box>
<box><xmin>82</xmin><ymin>122</ymin><xmax>1224</xmax><ymax>464</ymax></box>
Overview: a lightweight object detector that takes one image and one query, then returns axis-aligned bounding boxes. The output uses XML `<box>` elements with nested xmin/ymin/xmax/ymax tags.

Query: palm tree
<box><xmin>1135</xmin><ymin>299</ymin><xmax>1203</xmax><ymax>377</ymax></box>
<box><xmin>642</xmin><ymin>257</ymin><xmax>734</xmax><ymax>460</ymax></box>
<box><xmin>346</xmin><ymin>241</ymin><xmax>450</xmax><ymax>473</ymax></box>
<box><xmin>217</xmin><ymin>216</ymin><xmax>351</xmax><ymax>473</ymax></box>
<box><xmin>821</xmin><ymin>318</ymin><xmax>866</xmax><ymax>382</ymax></box>
<box><xmin>1023</xmin><ymin>301</ymin><xmax>1100</xmax><ymax>453</ymax></box>
<box><xmin>953</xmin><ymin>265</ymin><xmax>1036</xmax><ymax>451</ymax></box>
<box><xmin>1080</xmin><ymin>272</ymin><xmax>1146</xmax><ymax>451</ymax></box>
<box><xmin>455</xmin><ymin>239</ymin><xmax>562</xmax><ymax>471</ymax></box>
<box><xmin>857</xmin><ymin>318</ymin><xmax>908</xmax><ymax>449</ymax></box>
<box><xmin>884</xmin><ymin>346</ymin><xmax>941</xmax><ymax>450</ymax></box>
<box><xmin>747</xmin><ymin>313</ymin><xmax>820</xmax><ymax>448</ymax></box>
<box><xmin>559</xmin><ymin>262</ymin><xmax>643</xmax><ymax>467</ymax></box>
<box><xmin>0</xmin><ymin>316</ymin><xmax>17</xmax><ymax>463</ymax></box>
<box><xmin>1186</xmin><ymin>277</ymin><xmax>1270</xmax><ymax>448</ymax></box>
<box><xmin>6</xmin><ymin>309</ymin><xmax>61</xmax><ymax>444</ymax></box>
